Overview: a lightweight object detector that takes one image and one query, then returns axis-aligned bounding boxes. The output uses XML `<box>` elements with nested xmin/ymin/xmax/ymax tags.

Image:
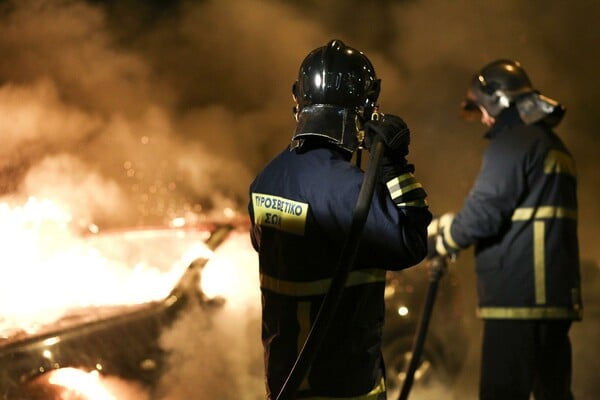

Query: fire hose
<box><xmin>397</xmin><ymin>255</ymin><xmax>447</xmax><ymax>400</ymax></box>
<box><xmin>275</xmin><ymin>135</ymin><xmax>386</xmax><ymax>400</ymax></box>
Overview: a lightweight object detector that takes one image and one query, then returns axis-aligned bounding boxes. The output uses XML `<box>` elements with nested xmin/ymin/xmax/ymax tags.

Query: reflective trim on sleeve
<box><xmin>511</xmin><ymin>206</ymin><xmax>577</xmax><ymax>221</ymax></box>
<box><xmin>544</xmin><ymin>149</ymin><xmax>576</xmax><ymax>177</ymax></box>
<box><xmin>260</xmin><ymin>269</ymin><xmax>387</xmax><ymax>297</ymax></box>
<box><xmin>477</xmin><ymin>306</ymin><xmax>583</xmax><ymax>320</ymax></box>
<box><xmin>397</xmin><ymin>199</ymin><xmax>429</xmax><ymax>208</ymax></box>
<box><xmin>300</xmin><ymin>376</ymin><xmax>386</xmax><ymax>400</ymax></box>
<box><xmin>386</xmin><ymin>173</ymin><xmax>422</xmax><ymax>199</ymax></box>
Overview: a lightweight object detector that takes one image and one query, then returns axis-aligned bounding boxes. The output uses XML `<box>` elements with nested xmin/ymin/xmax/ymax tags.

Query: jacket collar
<box><xmin>485</xmin><ymin>106</ymin><xmax>524</xmax><ymax>139</ymax></box>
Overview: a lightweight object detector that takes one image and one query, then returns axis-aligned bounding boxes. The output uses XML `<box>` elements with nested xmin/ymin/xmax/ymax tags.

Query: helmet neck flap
<box><xmin>291</xmin><ymin>104</ymin><xmax>361</xmax><ymax>153</ymax></box>
<box><xmin>515</xmin><ymin>92</ymin><xmax>566</xmax><ymax>127</ymax></box>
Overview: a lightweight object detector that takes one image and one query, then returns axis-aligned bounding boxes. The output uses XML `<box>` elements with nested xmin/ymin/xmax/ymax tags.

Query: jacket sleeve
<box><xmin>362</xmin><ymin>180</ymin><xmax>432</xmax><ymax>269</ymax></box>
<box><xmin>449</xmin><ymin>131</ymin><xmax>530</xmax><ymax>248</ymax></box>
<box><xmin>309</xmin><ymin>160</ymin><xmax>431</xmax><ymax>270</ymax></box>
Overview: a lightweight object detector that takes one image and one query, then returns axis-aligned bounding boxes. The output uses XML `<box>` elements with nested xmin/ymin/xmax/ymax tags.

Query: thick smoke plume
<box><xmin>0</xmin><ymin>0</ymin><xmax>597</xmax><ymax>246</ymax></box>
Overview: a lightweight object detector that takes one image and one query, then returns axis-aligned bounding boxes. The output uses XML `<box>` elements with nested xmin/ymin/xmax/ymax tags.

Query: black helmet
<box><xmin>293</xmin><ymin>39</ymin><xmax>380</xmax><ymax>115</ymax></box>
<box><xmin>291</xmin><ymin>40</ymin><xmax>381</xmax><ymax>153</ymax></box>
<box><xmin>465</xmin><ymin>59</ymin><xmax>533</xmax><ymax>117</ymax></box>
<box><xmin>462</xmin><ymin>59</ymin><xmax>565</xmax><ymax>126</ymax></box>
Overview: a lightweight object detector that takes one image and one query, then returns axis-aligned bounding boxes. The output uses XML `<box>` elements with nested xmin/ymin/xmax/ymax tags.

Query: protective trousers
<box><xmin>479</xmin><ymin>319</ymin><xmax>574</xmax><ymax>400</ymax></box>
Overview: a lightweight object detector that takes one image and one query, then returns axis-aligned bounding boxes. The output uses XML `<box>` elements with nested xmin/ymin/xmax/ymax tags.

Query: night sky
<box><xmin>0</xmin><ymin>1</ymin><xmax>598</xmax><ymax>398</ymax></box>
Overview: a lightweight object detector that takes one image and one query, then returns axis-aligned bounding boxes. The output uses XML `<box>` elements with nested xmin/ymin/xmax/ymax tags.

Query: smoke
<box><xmin>0</xmin><ymin>0</ymin><xmax>303</xmax><ymax>228</ymax></box>
<box><xmin>2</xmin><ymin>0</ymin><xmax>594</xmax><ymax>249</ymax></box>
<box><xmin>156</xmin><ymin>230</ymin><xmax>264</xmax><ymax>400</ymax></box>
<box><xmin>20</xmin><ymin>154</ymin><xmax>129</xmax><ymax>228</ymax></box>
<box><xmin>0</xmin><ymin>0</ymin><xmax>598</xmax><ymax>398</ymax></box>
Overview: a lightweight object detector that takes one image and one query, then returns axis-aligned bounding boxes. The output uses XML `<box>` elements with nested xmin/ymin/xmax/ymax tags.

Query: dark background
<box><xmin>0</xmin><ymin>1</ymin><xmax>597</xmax><ymax>398</ymax></box>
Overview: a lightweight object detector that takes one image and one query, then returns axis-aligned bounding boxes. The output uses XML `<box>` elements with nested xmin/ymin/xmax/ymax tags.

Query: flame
<box><xmin>29</xmin><ymin>367</ymin><xmax>151</xmax><ymax>400</ymax></box>
<box><xmin>47</xmin><ymin>368</ymin><xmax>116</xmax><ymax>400</ymax></box>
<box><xmin>0</xmin><ymin>196</ymin><xmax>213</xmax><ymax>337</ymax></box>
<box><xmin>200</xmin><ymin>230</ymin><xmax>260</xmax><ymax>309</ymax></box>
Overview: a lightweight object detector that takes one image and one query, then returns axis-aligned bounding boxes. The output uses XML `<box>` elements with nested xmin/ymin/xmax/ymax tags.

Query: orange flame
<box><xmin>0</xmin><ymin>197</ymin><xmax>214</xmax><ymax>338</ymax></box>
<box><xmin>48</xmin><ymin>368</ymin><xmax>116</xmax><ymax>400</ymax></box>
<box><xmin>200</xmin><ymin>230</ymin><xmax>260</xmax><ymax>309</ymax></box>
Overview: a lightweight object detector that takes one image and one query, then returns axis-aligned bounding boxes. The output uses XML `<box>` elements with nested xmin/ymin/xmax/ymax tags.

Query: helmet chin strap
<box><xmin>355</xmin><ymin>106</ymin><xmax>381</xmax><ymax>167</ymax></box>
<box><xmin>292</xmin><ymin>91</ymin><xmax>300</xmax><ymax>122</ymax></box>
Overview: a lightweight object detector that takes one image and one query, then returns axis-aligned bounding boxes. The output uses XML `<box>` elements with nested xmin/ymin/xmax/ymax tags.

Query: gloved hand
<box><xmin>364</xmin><ymin>114</ymin><xmax>410</xmax><ymax>159</ymax></box>
<box><xmin>427</xmin><ymin>213</ymin><xmax>460</xmax><ymax>260</ymax></box>
<box><xmin>364</xmin><ymin>114</ymin><xmax>414</xmax><ymax>185</ymax></box>
<box><xmin>427</xmin><ymin>234</ymin><xmax>445</xmax><ymax>259</ymax></box>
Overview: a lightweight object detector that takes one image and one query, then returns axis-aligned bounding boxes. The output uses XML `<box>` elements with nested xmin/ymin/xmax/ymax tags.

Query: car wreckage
<box><xmin>0</xmin><ymin>219</ymin><xmax>467</xmax><ymax>399</ymax></box>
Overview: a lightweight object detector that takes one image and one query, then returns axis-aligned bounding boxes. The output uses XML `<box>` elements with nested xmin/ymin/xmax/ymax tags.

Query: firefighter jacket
<box><xmin>446</xmin><ymin>107</ymin><xmax>582</xmax><ymax>321</ymax></box>
<box><xmin>248</xmin><ymin>142</ymin><xmax>431</xmax><ymax>399</ymax></box>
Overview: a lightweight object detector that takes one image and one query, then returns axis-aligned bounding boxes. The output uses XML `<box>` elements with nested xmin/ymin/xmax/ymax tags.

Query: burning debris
<box><xmin>0</xmin><ymin>197</ymin><xmax>261</xmax><ymax>399</ymax></box>
<box><xmin>0</xmin><ymin>197</ymin><xmax>214</xmax><ymax>340</ymax></box>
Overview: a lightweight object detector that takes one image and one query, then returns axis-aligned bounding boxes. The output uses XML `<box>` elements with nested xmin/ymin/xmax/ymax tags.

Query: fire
<box><xmin>22</xmin><ymin>367</ymin><xmax>152</xmax><ymax>400</ymax></box>
<box><xmin>47</xmin><ymin>368</ymin><xmax>116</xmax><ymax>400</ymax></box>
<box><xmin>0</xmin><ymin>196</ymin><xmax>213</xmax><ymax>338</ymax></box>
<box><xmin>0</xmin><ymin>195</ymin><xmax>263</xmax><ymax>400</ymax></box>
<box><xmin>200</xmin><ymin>229</ymin><xmax>260</xmax><ymax>309</ymax></box>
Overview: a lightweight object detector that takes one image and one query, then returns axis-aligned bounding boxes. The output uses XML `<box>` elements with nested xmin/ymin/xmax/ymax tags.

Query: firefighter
<box><xmin>248</xmin><ymin>40</ymin><xmax>431</xmax><ymax>399</ymax></box>
<box><xmin>428</xmin><ymin>59</ymin><xmax>582</xmax><ymax>400</ymax></box>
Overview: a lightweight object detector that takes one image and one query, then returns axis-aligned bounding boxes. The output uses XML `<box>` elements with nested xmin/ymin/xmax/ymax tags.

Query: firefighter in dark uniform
<box><xmin>248</xmin><ymin>40</ymin><xmax>431</xmax><ymax>399</ymax></box>
<box><xmin>429</xmin><ymin>59</ymin><xmax>582</xmax><ymax>400</ymax></box>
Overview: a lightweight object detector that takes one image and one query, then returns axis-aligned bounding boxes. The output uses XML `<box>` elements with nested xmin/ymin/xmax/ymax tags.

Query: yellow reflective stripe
<box><xmin>511</xmin><ymin>207</ymin><xmax>576</xmax><ymax>307</ymax></box>
<box><xmin>534</xmin><ymin>221</ymin><xmax>546</xmax><ymax>304</ymax></box>
<box><xmin>477</xmin><ymin>306</ymin><xmax>583</xmax><ymax>319</ymax></box>
<box><xmin>397</xmin><ymin>199</ymin><xmax>429</xmax><ymax>208</ymax></box>
<box><xmin>386</xmin><ymin>173</ymin><xmax>422</xmax><ymax>199</ymax></box>
<box><xmin>301</xmin><ymin>376</ymin><xmax>386</xmax><ymax>400</ymax></box>
<box><xmin>511</xmin><ymin>206</ymin><xmax>577</xmax><ymax>221</ymax></box>
<box><xmin>388</xmin><ymin>182</ymin><xmax>423</xmax><ymax>199</ymax></box>
<box><xmin>387</xmin><ymin>172</ymin><xmax>415</xmax><ymax>186</ymax></box>
<box><xmin>260</xmin><ymin>269</ymin><xmax>387</xmax><ymax>297</ymax></box>
<box><xmin>252</xmin><ymin>193</ymin><xmax>309</xmax><ymax>235</ymax></box>
<box><xmin>297</xmin><ymin>301</ymin><xmax>312</xmax><ymax>391</ymax></box>
<box><xmin>544</xmin><ymin>149</ymin><xmax>576</xmax><ymax>177</ymax></box>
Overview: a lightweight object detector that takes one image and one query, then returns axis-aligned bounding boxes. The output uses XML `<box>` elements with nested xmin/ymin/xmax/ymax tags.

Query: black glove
<box><xmin>364</xmin><ymin>114</ymin><xmax>410</xmax><ymax>159</ymax></box>
<box><xmin>364</xmin><ymin>114</ymin><xmax>413</xmax><ymax>181</ymax></box>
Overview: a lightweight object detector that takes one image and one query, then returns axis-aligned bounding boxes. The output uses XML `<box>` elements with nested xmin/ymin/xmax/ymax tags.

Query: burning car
<box><xmin>0</xmin><ymin>198</ymin><xmax>467</xmax><ymax>399</ymax></box>
<box><xmin>0</xmin><ymin>197</ymin><xmax>262</xmax><ymax>399</ymax></box>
